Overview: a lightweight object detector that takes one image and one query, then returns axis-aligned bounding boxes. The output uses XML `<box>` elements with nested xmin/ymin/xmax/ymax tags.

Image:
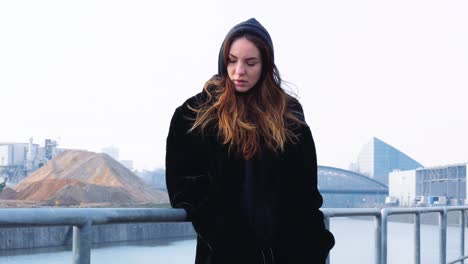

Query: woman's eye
<box><xmin>228</xmin><ymin>59</ymin><xmax>237</xmax><ymax>63</ymax></box>
<box><xmin>246</xmin><ymin>60</ymin><xmax>258</xmax><ymax>66</ymax></box>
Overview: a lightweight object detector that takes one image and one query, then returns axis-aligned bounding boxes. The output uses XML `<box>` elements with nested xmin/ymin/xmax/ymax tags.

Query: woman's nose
<box><xmin>236</xmin><ymin>63</ymin><xmax>246</xmax><ymax>75</ymax></box>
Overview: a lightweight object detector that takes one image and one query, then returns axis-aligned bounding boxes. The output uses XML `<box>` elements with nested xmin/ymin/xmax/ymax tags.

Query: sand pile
<box><xmin>0</xmin><ymin>187</ymin><xmax>18</xmax><ymax>200</ymax></box>
<box><xmin>1</xmin><ymin>150</ymin><xmax>168</xmax><ymax>206</ymax></box>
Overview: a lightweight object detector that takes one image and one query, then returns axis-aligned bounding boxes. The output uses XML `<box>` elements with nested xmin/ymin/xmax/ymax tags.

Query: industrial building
<box><xmin>0</xmin><ymin>139</ymin><xmax>60</xmax><ymax>184</ymax></box>
<box><xmin>389</xmin><ymin>163</ymin><xmax>467</xmax><ymax>206</ymax></box>
<box><xmin>350</xmin><ymin>137</ymin><xmax>423</xmax><ymax>185</ymax></box>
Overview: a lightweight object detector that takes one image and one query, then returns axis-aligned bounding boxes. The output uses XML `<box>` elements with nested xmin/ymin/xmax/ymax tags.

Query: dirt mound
<box><xmin>0</xmin><ymin>187</ymin><xmax>18</xmax><ymax>199</ymax></box>
<box><xmin>13</xmin><ymin>150</ymin><xmax>168</xmax><ymax>206</ymax></box>
<box><xmin>15</xmin><ymin>179</ymin><xmax>81</xmax><ymax>201</ymax></box>
<box><xmin>45</xmin><ymin>184</ymin><xmax>135</xmax><ymax>206</ymax></box>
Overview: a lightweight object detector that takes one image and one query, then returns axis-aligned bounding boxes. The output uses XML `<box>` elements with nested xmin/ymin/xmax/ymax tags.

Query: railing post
<box><xmin>73</xmin><ymin>221</ymin><xmax>92</xmax><ymax>264</ymax></box>
<box><xmin>381</xmin><ymin>208</ymin><xmax>388</xmax><ymax>264</ymax></box>
<box><xmin>414</xmin><ymin>213</ymin><xmax>421</xmax><ymax>264</ymax></box>
<box><xmin>439</xmin><ymin>209</ymin><xmax>447</xmax><ymax>264</ymax></box>
<box><xmin>461</xmin><ymin>210</ymin><xmax>466</xmax><ymax>264</ymax></box>
<box><xmin>325</xmin><ymin>216</ymin><xmax>331</xmax><ymax>264</ymax></box>
<box><xmin>375</xmin><ymin>214</ymin><xmax>382</xmax><ymax>264</ymax></box>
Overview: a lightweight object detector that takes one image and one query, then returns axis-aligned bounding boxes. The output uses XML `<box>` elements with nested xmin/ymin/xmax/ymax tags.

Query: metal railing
<box><xmin>0</xmin><ymin>208</ymin><xmax>186</xmax><ymax>264</ymax></box>
<box><xmin>322</xmin><ymin>206</ymin><xmax>468</xmax><ymax>264</ymax></box>
<box><xmin>0</xmin><ymin>206</ymin><xmax>467</xmax><ymax>264</ymax></box>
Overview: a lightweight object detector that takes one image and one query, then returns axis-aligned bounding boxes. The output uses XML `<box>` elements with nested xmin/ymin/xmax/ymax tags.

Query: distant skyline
<box><xmin>1</xmin><ymin>1</ymin><xmax>467</xmax><ymax>170</ymax></box>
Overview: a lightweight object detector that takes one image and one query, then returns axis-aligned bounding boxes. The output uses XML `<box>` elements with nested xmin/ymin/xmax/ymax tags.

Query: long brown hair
<box><xmin>189</xmin><ymin>33</ymin><xmax>304</xmax><ymax>159</ymax></box>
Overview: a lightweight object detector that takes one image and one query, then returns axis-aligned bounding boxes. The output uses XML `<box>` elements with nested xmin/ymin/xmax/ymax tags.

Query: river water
<box><xmin>0</xmin><ymin>217</ymin><xmax>465</xmax><ymax>264</ymax></box>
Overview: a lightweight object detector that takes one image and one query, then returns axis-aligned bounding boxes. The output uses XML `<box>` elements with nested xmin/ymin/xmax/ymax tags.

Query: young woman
<box><xmin>166</xmin><ymin>18</ymin><xmax>334</xmax><ymax>264</ymax></box>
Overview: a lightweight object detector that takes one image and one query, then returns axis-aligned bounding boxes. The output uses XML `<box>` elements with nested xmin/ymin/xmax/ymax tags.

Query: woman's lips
<box><xmin>234</xmin><ymin>80</ymin><xmax>247</xmax><ymax>86</ymax></box>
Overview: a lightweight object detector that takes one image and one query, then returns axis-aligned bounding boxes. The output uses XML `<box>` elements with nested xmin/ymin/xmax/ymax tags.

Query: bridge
<box><xmin>0</xmin><ymin>206</ymin><xmax>467</xmax><ymax>264</ymax></box>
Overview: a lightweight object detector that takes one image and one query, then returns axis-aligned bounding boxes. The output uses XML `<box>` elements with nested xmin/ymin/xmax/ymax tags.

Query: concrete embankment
<box><xmin>0</xmin><ymin>222</ymin><xmax>195</xmax><ymax>251</ymax></box>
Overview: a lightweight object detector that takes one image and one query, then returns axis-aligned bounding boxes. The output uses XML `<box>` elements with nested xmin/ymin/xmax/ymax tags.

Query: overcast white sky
<box><xmin>0</xmin><ymin>1</ymin><xmax>467</xmax><ymax>170</ymax></box>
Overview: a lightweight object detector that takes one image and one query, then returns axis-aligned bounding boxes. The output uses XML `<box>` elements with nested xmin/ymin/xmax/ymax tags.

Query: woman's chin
<box><xmin>234</xmin><ymin>86</ymin><xmax>253</xmax><ymax>93</ymax></box>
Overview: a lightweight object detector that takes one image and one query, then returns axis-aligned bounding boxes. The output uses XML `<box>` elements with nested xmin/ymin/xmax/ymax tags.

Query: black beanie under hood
<box><xmin>217</xmin><ymin>18</ymin><xmax>274</xmax><ymax>77</ymax></box>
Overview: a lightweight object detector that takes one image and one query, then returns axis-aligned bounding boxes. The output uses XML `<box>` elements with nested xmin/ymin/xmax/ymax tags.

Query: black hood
<box><xmin>217</xmin><ymin>18</ymin><xmax>274</xmax><ymax>77</ymax></box>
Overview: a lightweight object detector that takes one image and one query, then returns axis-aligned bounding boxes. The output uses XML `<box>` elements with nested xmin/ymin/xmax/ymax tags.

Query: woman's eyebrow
<box><xmin>228</xmin><ymin>54</ymin><xmax>259</xmax><ymax>61</ymax></box>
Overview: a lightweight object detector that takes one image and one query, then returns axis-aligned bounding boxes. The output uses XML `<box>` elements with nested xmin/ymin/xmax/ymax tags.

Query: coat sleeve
<box><xmin>300</xmin><ymin>125</ymin><xmax>324</xmax><ymax>213</ymax></box>
<box><xmin>292</xmin><ymin>98</ymin><xmax>335</xmax><ymax>253</ymax></box>
<box><xmin>165</xmin><ymin>106</ymin><xmax>218</xmax><ymax>250</ymax></box>
<box><xmin>301</xmin><ymin>125</ymin><xmax>335</xmax><ymax>253</ymax></box>
<box><xmin>288</xmin><ymin>97</ymin><xmax>323</xmax><ymax>212</ymax></box>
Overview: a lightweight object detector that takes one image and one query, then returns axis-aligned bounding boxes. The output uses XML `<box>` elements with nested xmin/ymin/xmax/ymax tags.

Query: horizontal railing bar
<box><xmin>322</xmin><ymin>208</ymin><xmax>381</xmax><ymax>217</ymax></box>
<box><xmin>446</xmin><ymin>206</ymin><xmax>468</xmax><ymax>212</ymax></box>
<box><xmin>385</xmin><ymin>207</ymin><xmax>445</xmax><ymax>215</ymax></box>
<box><xmin>0</xmin><ymin>208</ymin><xmax>187</xmax><ymax>227</ymax></box>
<box><xmin>2</xmin><ymin>207</ymin><xmax>467</xmax><ymax>227</ymax></box>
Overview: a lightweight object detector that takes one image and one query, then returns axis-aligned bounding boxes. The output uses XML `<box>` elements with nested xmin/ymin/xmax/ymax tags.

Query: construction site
<box><xmin>0</xmin><ymin>144</ymin><xmax>169</xmax><ymax>207</ymax></box>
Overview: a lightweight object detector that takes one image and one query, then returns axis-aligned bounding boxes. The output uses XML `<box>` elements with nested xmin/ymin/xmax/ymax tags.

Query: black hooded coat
<box><xmin>165</xmin><ymin>93</ymin><xmax>334</xmax><ymax>264</ymax></box>
<box><xmin>165</xmin><ymin>18</ymin><xmax>334</xmax><ymax>264</ymax></box>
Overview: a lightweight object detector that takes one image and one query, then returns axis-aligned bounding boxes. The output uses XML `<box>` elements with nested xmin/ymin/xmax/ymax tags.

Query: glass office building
<box><xmin>353</xmin><ymin>137</ymin><xmax>423</xmax><ymax>185</ymax></box>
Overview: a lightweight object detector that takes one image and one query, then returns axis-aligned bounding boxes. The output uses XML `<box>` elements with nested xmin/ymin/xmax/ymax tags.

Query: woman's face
<box><xmin>227</xmin><ymin>37</ymin><xmax>262</xmax><ymax>93</ymax></box>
